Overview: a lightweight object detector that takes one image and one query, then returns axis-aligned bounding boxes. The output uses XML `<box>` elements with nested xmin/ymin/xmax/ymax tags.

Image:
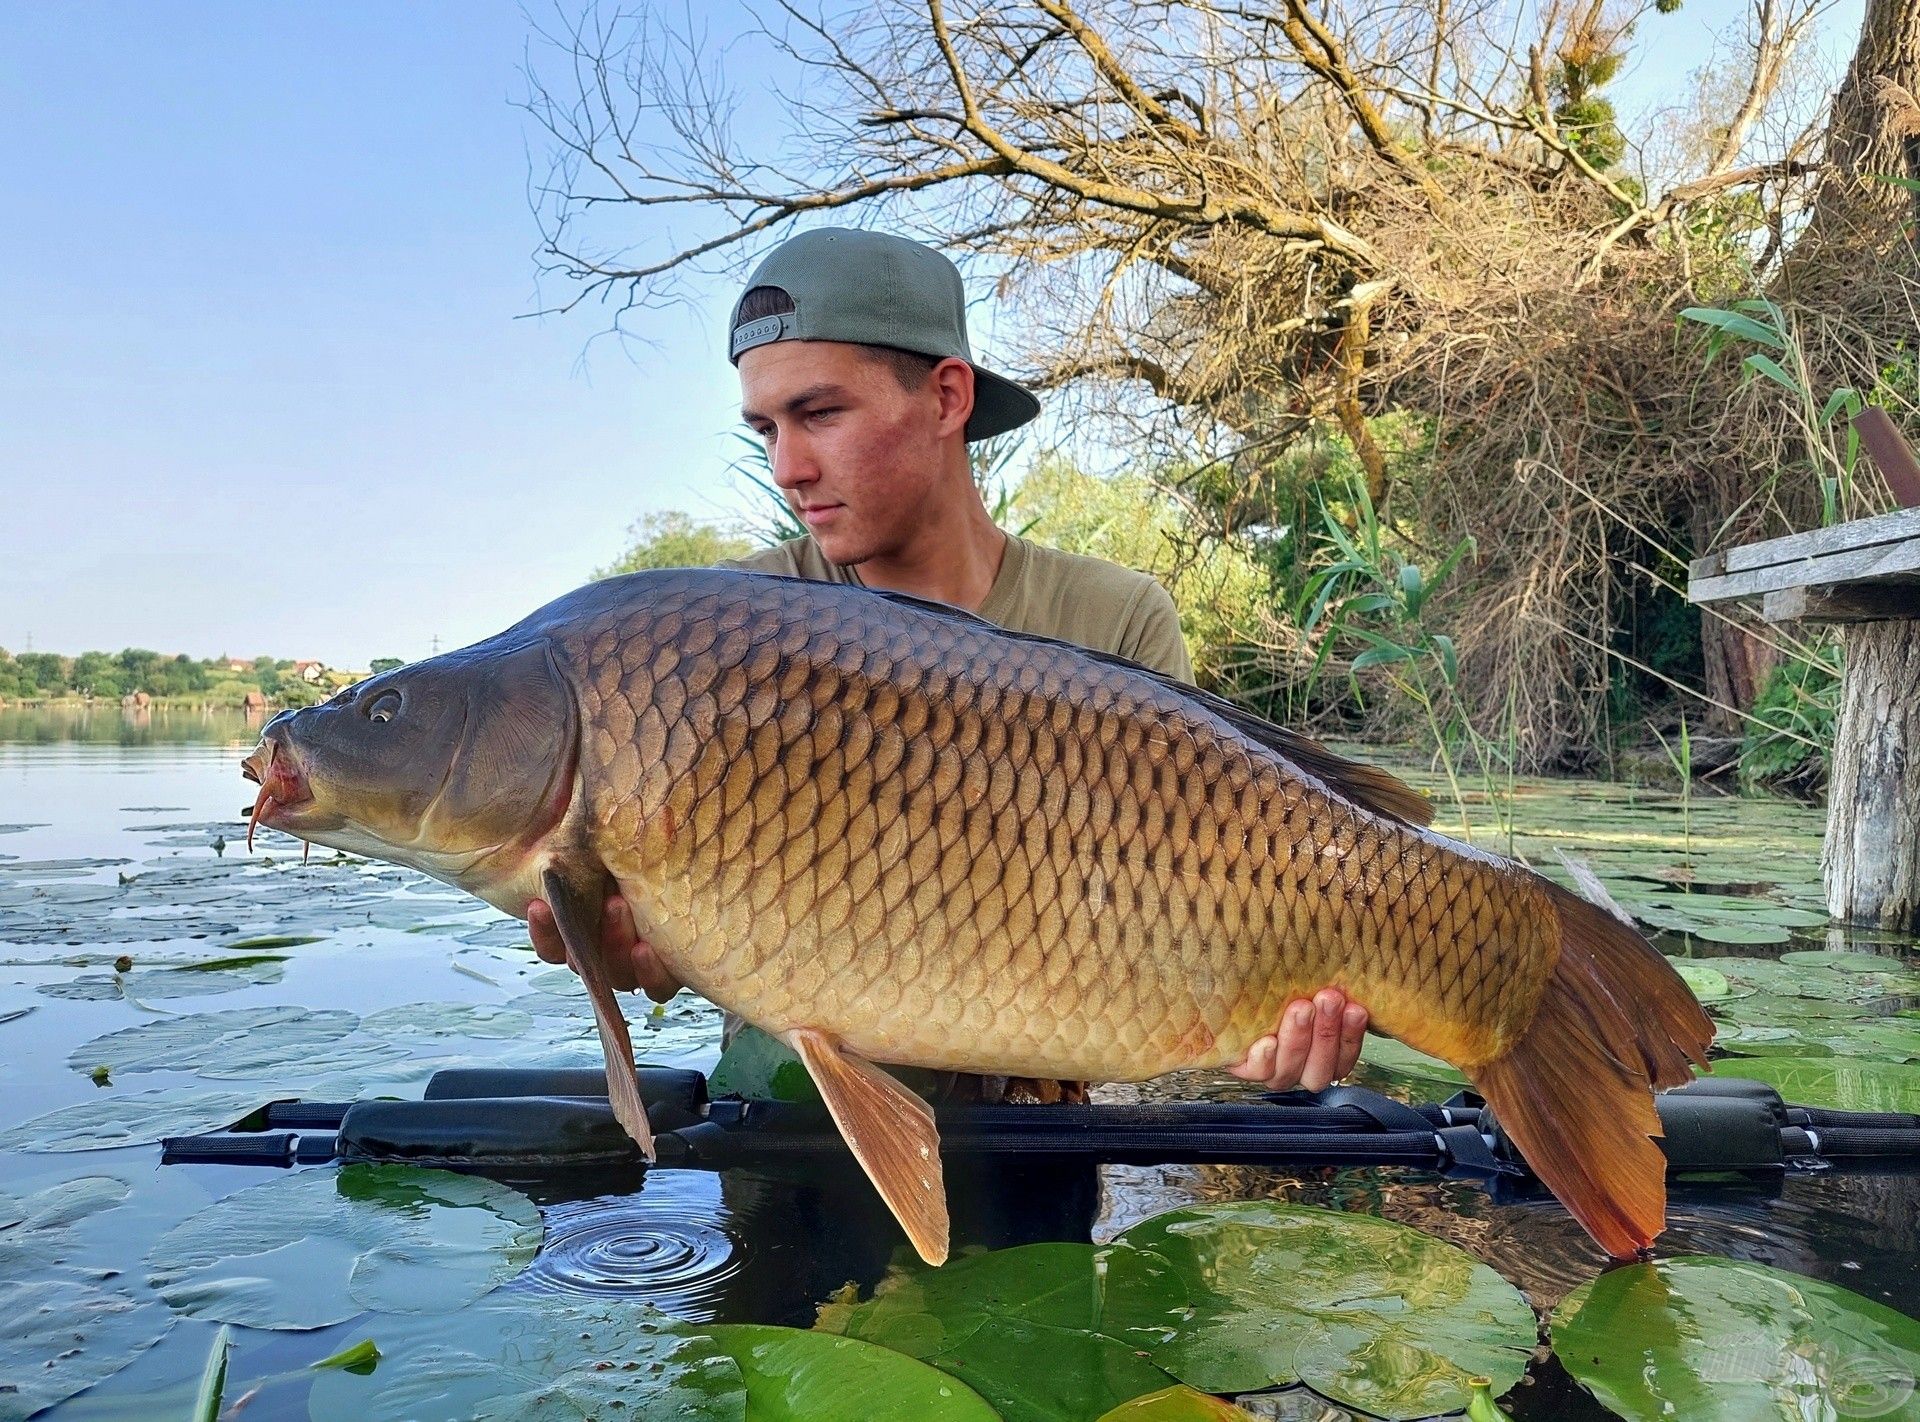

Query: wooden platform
<box><xmin>1688</xmin><ymin>506</ymin><xmax>1920</xmax><ymax>931</ymax></box>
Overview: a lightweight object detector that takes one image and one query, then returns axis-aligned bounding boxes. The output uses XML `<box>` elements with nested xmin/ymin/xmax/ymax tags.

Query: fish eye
<box><xmin>365</xmin><ymin>689</ymin><xmax>403</xmax><ymax>724</ymax></box>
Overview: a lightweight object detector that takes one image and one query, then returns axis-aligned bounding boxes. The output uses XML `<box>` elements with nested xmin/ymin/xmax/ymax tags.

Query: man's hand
<box><xmin>1228</xmin><ymin>988</ymin><xmax>1367</xmax><ymax>1092</ymax></box>
<box><xmin>527</xmin><ymin>893</ymin><xmax>683</xmax><ymax>1003</ymax></box>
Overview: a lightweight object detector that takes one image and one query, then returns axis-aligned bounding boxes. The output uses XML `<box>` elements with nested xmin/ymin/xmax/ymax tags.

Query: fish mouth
<box><xmin>241</xmin><ymin>741</ymin><xmax>314</xmax><ymax>853</ymax></box>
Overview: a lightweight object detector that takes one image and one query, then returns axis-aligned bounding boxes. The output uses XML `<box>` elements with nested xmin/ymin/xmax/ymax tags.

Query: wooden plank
<box><xmin>1690</xmin><ymin>530</ymin><xmax>1920</xmax><ymax>604</ymax></box>
<box><xmin>1855</xmin><ymin>407</ymin><xmax>1920</xmax><ymax>508</ymax></box>
<box><xmin>1761</xmin><ymin>581</ymin><xmax>1920</xmax><ymax>624</ymax></box>
<box><xmin>1684</xmin><ymin>506</ymin><xmax>1920</xmax><ymax>585</ymax></box>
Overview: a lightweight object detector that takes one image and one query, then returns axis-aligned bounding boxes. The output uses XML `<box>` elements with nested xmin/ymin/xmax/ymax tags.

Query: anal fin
<box><xmin>541</xmin><ymin>868</ymin><xmax>654</xmax><ymax>1160</ymax></box>
<box><xmin>788</xmin><ymin>1027</ymin><xmax>949</xmax><ymax>1266</ymax></box>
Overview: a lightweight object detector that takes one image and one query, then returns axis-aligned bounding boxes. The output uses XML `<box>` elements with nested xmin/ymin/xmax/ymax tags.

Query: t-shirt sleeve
<box><xmin>1118</xmin><ymin>581</ymin><xmax>1194</xmax><ymax>685</ymax></box>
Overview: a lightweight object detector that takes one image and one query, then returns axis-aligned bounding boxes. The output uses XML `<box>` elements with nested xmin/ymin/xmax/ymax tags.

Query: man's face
<box><xmin>738</xmin><ymin>340</ymin><xmax>958</xmax><ymax>565</ymax></box>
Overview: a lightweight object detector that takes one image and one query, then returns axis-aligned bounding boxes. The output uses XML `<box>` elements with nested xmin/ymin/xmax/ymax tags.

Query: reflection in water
<box><xmin>0</xmin><ymin>704</ymin><xmax>259</xmax><ymax>747</ymax></box>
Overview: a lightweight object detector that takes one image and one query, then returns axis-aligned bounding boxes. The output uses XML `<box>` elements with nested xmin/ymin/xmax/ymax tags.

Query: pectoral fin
<box><xmin>540</xmin><ymin>868</ymin><xmax>654</xmax><ymax>1160</ymax></box>
<box><xmin>788</xmin><ymin>1027</ymin><xmax>949</xmax><ymax>1266</ymax></box>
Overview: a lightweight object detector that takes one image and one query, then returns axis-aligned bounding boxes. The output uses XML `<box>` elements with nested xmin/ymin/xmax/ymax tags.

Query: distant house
<box><xmin>120</xmin><ymin>690</ymin><xmax>151</xmax><ymax>708</ymax></box>
<box><xmin>292</xmin><ymin>660</ymin><xmax>327</xmax><ymax>684</ymax></box>
<box><xmin>223</xmin><ymin>658</ymin><xmax>252</xmax><ymax>674</ymax></box>
<box><xmin>242</xmin><ymin>690</ymin><xmax>269</xmax><ymax>712</ymax></box>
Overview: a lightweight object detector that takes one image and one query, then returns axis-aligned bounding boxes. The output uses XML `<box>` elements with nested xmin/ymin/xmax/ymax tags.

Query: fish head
<box><xmin>241</xmin><ymin>639</ymin><xmax>579</xmax><ymax>899</ymax></box>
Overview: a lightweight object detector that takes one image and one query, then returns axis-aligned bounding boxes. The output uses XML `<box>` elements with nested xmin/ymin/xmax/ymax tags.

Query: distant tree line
<box><xmin>0</xmin><ymin>648</ymin><xmax>401</xmax><ymax>707</ymax></box>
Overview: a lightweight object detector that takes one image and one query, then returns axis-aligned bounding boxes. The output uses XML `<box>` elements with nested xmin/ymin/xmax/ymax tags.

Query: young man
<box><xmin>531</xmin><ymin>227</ymin><xmax>1367</xmax><ymax>1095</ymax></box>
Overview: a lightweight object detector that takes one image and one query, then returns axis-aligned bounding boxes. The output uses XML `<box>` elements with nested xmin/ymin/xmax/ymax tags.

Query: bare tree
<box><xmin>524</xmin><ymin>0</ymin><xmax>1910</xmax><ymax>767</ymax></box>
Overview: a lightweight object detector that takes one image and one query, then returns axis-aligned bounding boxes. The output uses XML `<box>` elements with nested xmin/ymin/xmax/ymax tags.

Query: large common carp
<box><xmin>242</xmin><ymin>569</ymin><xmax>1713</xmax><ymax>1264</ymax></box>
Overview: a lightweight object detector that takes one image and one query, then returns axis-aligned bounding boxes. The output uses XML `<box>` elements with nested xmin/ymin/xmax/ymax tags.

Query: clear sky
<box><xmin>0</xmin><ymin>0</ymin><xmax>1863</xmax><ymax>669</ymax></box>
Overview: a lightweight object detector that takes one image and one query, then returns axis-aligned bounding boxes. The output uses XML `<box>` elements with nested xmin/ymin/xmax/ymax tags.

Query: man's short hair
<box><xmin>734</xmin><ymin>285</ymin><xmax>941</xmax><ymax>393</ymax></box>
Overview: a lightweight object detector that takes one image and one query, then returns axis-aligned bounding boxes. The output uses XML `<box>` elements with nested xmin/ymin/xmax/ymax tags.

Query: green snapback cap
<box><xmin>728</xmin><ymin>227</ymin><xmax>1040</xmax><ymax>442</ymax></box>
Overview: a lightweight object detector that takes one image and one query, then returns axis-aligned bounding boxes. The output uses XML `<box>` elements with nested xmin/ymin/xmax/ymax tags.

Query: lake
<box><xmin>4</xmin><ymin>706</ymin><xmax>1918</xmax><ymax>1420</ymax></box>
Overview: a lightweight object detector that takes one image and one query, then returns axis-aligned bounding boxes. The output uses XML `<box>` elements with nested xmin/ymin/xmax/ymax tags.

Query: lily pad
<box><xmin>1117</xmin><ymin>1202</ymin><xmax>1536</xmax><ymax>1418</ymax></box>
<box><xmin>0</xmin><ymin>1176</ymin><xmax>132</xmax><ymax>1274</ymax></box>
<box><xmin>306</xmin><ymin>1292</ymin><xmax>746</xmax><ymax>1421</ymax></box>
<box><xmin>1552</xmin><ymin>1255</ymin><xmax>1920</xmax><ymax>1419</ymax></box>
<box><xmin>1707</xmin><ymin>1058</ymin><xmax>1920</xmax><ymax>1113</ymax></box>
<box><xmin>147</xmin><ymin>1164</ymin><xmax>541</xmax><ymax>1330</ymax></box>
<box><xmin>39</xmin><ymin>959</ymin><xmax>285</xmax><ymax>1001</ymax></box>
<box><xmin>708</xmin><ymin>1025</ymin><xmax>821</xmax><ymax>1103</ymax></box>
<box><xmin>1096</xmin><ymin>1388</ymin><xmax>1260</xmax><ymax>1421</ymax></box>
<box><xmin>1357</xmin><ymin>1034</ymin><xmax>1469</xmax><ymax>1088</ymax></box>
<box><xmin>360</xmin><ymin>1002</ymin><xmax>535</xmax><ymax>1040</ymax></box>
<box><xmin>0</xmin><ymin>1277</ymin><xmax>174</xmax><ymax>1422</ymax></box>
<box><xmin>0</xmin><ymin>1087</ymin><xmax>274</xmax><ymax>1152</ymax></box>
<box><xmin>1670</xmin><ymin>960</ymin><xmax>1732</xmax><ymax>1002</ymax></box>
<box><xmin>67</xmin><ymin>1007</ymin><xmax>360</xmax><ymax>1077</ymax></box>
<box><xmin>704</xmin><ymin>1324</ymin><xmax>1001</xmax><ymax>1420</ymax></box>
<box><xmin>815</xmin><ymin>1240</ymin><xmax>1183</xmax><ymax>1421</ymax></box>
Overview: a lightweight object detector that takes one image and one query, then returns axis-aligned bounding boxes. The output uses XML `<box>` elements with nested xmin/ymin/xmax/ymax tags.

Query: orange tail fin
<box><xmin>1468</xmin><ymin>883</ymin><xmax>1715</xmax><ymax>1257</ymax></box>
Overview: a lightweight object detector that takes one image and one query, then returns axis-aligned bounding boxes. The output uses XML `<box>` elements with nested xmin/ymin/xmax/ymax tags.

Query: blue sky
<box><xmin>0</xmin><ymin>1</ymin><xmax>1863</xmax><ymax>669</ymax></box>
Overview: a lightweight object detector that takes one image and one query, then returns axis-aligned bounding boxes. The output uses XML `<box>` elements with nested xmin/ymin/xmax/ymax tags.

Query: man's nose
<box><xmin>769</xmin><ymin>436</ymin><xmax>816</xmax><ymax>490</ymax></box>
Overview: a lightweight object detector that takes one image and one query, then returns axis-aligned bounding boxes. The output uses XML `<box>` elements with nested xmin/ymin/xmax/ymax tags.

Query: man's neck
<box><xmin>852</xmin><ymin>489</ymin><xmax>1009</xmax><ymax>612</ymax></box>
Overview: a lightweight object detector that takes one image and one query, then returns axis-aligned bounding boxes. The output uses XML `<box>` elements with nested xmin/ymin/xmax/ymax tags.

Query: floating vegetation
<box><xmin>303</xmin><ymin>1292</ymin><xmax>746</xmax><ymax>1421</ymax></box>
<box><xmin>1552</xmin><ymin>1256</ymin><xmax>1920</xmax><ymax>1419</ymax></box>
<box><xmin>145</xmin><ymin>1164</ymin><xmax>541</xmax><ymax>1330</ymax></box>
<box><xmin>818</xmin><ymin>1202</ymin><xmax>1534</xmax><ymax>1421</ymax></box>
<box><xmin>0</xmin><ymin>1087</ymin><xmax>274</xmax><ymax>1153</ymax></box>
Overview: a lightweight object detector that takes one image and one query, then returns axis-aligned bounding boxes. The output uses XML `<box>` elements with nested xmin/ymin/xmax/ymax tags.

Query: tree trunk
<box><xmin>1821</xmin><ymin>622</ymin><xmax>1920</xmax><ymax>930</ymax></box>
<box><xmin>1779</xmin><ymin>0</ymin><xmax>1920</xmax><ymax>293</ymax></box>
<box><xmin>1691</xmin><ymin>485</ymin><xmax>1781</xmax><ymax>733</ymax></box>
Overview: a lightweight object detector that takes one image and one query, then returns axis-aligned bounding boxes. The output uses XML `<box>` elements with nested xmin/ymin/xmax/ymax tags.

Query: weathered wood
<box><xmin>1688</xmin><ymin>506</ymin><xmax>1920</xmax><ymax>590</ymax></box>
<box><xmin>1761</xmin><ymin>582</ymin><xmax>1920</xmax><ymax>625</ymax></box>
<box><xmin>1823</xmin><ymin>621</ymin><xmax>1920</xmax><ymax>931</ymax></box>
<box><xmin>1854</xmin><ymin>407</ymin><xmax>1920</xmax><ymax>509</ymax></box>
<box><xmin>1689</xmin><ymin>511</ymin><xmax>1920</xmax><ymax>604</ymax></box>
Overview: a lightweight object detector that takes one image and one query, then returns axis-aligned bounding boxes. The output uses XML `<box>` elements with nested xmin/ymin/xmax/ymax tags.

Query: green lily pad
<box><xmin>1094</xmin><ymin>1387</ymin><xmax>1260</xmax><ymax>1421</ymax></box>
<box><xmin>0</xmin><ymin>1088</ymin><xmax>274</xmax><ymax>1152</ymax></box>
<box><xmin>67</xmin><ymin>1007</ymin><xmax>359</xmax><ymax>1076</ymax></box>
<box><xmin>1670</xmin><ymin>961</ymin><xmax>1732</xmax><ymax>1002</ymax></box>
<box><xmin>816</xmin><ymin>1241</ymin><xmax>1184</xmax><ymax>1420</ymax></box>
<box><xmin>1117</xmin><ymin>1202</ymin><xmax>1536</xmax><ymax>1418</ymax></box>
<box><xmin>306</xmin><ymin>1292</ymin><xmax>746</xmax><ymax>1421</ymax></box>
<box><xmin>708</xmin><ymin>1025</ymin><xmax>821</xmax><ymax>1103</ymax></box>
<box><xmin>38</xmin><ymin>959</ymin><xmax>286</xmax><ymax>1001</ymax></box>
<box><xmin>147</xmin><ymin>1164</ymin><xmax>540</xmax><ymax>1330</ymax></box>
<box><xmin>1707</xmin><ymin>1058</ymin><xmax>1920</xmax><ymax>1113</ymax></box>
<box><xmin>1781</xmin><ymin>949</ymin><xmax>1920</xmax><ymax>973</ymax></box>
<box><xmin>704</xmin><ymin>1324</ymin><xmax>1001</xmax><ymax>1420</ymax></box>
<box><xmin>220</xmin><ymin>933</ymin><xmax>325</xmax><ymax>951</ymax></box>
<box><xmin>1358</xmin><ymin>1034</ymin><xmax>1470</xmax><ymax>1088</ymax></box>
<box><xmin>1552</xmin><ymin>1256</ymin><xmax>1920</xmax><ymax>1419</ymax></box>
<box><xmin>0</xmin><ymin>1277</ymin><xmax>174</xmax><ymax>1422</ymax></box>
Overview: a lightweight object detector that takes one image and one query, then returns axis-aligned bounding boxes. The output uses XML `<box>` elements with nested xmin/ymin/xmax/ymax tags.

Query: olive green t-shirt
<box><xmin>718</xmin><ymin>531</ymin><xmax>1194</xmax><ymax>683</ymax></box>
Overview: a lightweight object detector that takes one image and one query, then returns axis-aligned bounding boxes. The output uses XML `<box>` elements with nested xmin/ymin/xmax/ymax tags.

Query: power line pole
<box><xmin>430</xmin><ymin>633</ymin><xmax>441</xmax><ymax>656</ymax></box>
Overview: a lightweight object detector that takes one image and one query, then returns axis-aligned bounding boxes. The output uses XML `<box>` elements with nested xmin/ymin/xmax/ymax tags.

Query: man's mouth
<box><xmin>241</xmin><ymin>741</ymin><xmax>313</xmax><ymax>852</ymax></box>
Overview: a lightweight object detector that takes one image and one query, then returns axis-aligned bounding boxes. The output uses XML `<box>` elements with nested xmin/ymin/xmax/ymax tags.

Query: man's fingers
<box><xmin>1298</xmin><ymin>989</ymin><xmax>1349</xmax><ymax>1093</ymax></box>
<box><xmin>1264</xmin><ymin>999</ymin><xmax>1315</xmax><ymax>1090</ymax></box>
<box><xmin>527</xmin><ymin>899</ymin><xmax>566</xmax><ymax>965</ymax></box>
<box><xmin>602</xmin><ymin>895</ymin><xmax>683</xmax><ymax>1003</ymax></box>
<box><xmin>1336</xmin><ymin>1003</ymin><xmax>1368</xmax><ymax>1078</ymax></box>
<box><xmin>1228</xmin><ymin>1034</ymin><xmax>1278</xmax><ymax>1083</ymax></box>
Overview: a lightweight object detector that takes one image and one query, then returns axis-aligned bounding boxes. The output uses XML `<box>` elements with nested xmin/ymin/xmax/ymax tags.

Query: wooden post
<box><xmin>1822</xmin><ymin>622</ymin><xmax>1920</xmax><ymax>931</ymax></box>
<box><xmin>1689</xmin><ymin>507</ymin><xmax>1920</xmax><ymax>931</ymax></box>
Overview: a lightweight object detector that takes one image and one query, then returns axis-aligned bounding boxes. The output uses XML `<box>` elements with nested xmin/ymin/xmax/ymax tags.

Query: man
<box><xmin>531</xmin><ymin>227</ymin><xmax>1367</xmax><ymax>1096</ymax></box>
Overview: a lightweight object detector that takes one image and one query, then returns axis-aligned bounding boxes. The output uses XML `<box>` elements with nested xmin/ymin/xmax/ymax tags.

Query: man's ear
<box><xmin>931</xmin><ymin>357</ymin><xmax>975</xmax><ymax>439</ymax></box>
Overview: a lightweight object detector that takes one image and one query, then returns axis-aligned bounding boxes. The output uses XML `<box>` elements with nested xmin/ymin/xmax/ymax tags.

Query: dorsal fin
<box><xmin>838</xmin><ymin>580</ymin><xmax>1434</xmax><ymax>829</ymax></box>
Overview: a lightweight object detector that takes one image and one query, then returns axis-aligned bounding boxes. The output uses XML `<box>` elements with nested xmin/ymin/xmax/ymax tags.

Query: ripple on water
<box><xmin>519</xmin><ymin>1173</ymin><xmax>743</xmax><ymax>1315</ymax></box>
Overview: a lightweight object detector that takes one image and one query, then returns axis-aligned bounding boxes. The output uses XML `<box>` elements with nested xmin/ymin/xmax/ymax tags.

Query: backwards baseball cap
<box><xmin>727</xmin><ymin>227</ymin><xmax>1041</xmax><ymax>442</ymax></box>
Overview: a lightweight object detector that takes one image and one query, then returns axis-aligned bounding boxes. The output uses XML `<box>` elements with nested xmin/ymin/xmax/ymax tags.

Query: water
<box><xmin>3</xmin><ymin>708</ymin><xmax>1918</xmax><ymax>1419</ymax></box>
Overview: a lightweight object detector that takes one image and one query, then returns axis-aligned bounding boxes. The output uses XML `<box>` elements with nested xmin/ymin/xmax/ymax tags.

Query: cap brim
<box><xmin>965</xmin><ymin>365</ymin><xmax>1041</xmax><ymax>442</ymax></box>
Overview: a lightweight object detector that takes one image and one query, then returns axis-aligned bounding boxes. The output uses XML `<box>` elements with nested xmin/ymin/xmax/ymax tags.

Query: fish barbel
<box><xmin>241</xmin><ymin>569</ymin><xmax>1713</xmax><ymax>1264</ymax></box>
